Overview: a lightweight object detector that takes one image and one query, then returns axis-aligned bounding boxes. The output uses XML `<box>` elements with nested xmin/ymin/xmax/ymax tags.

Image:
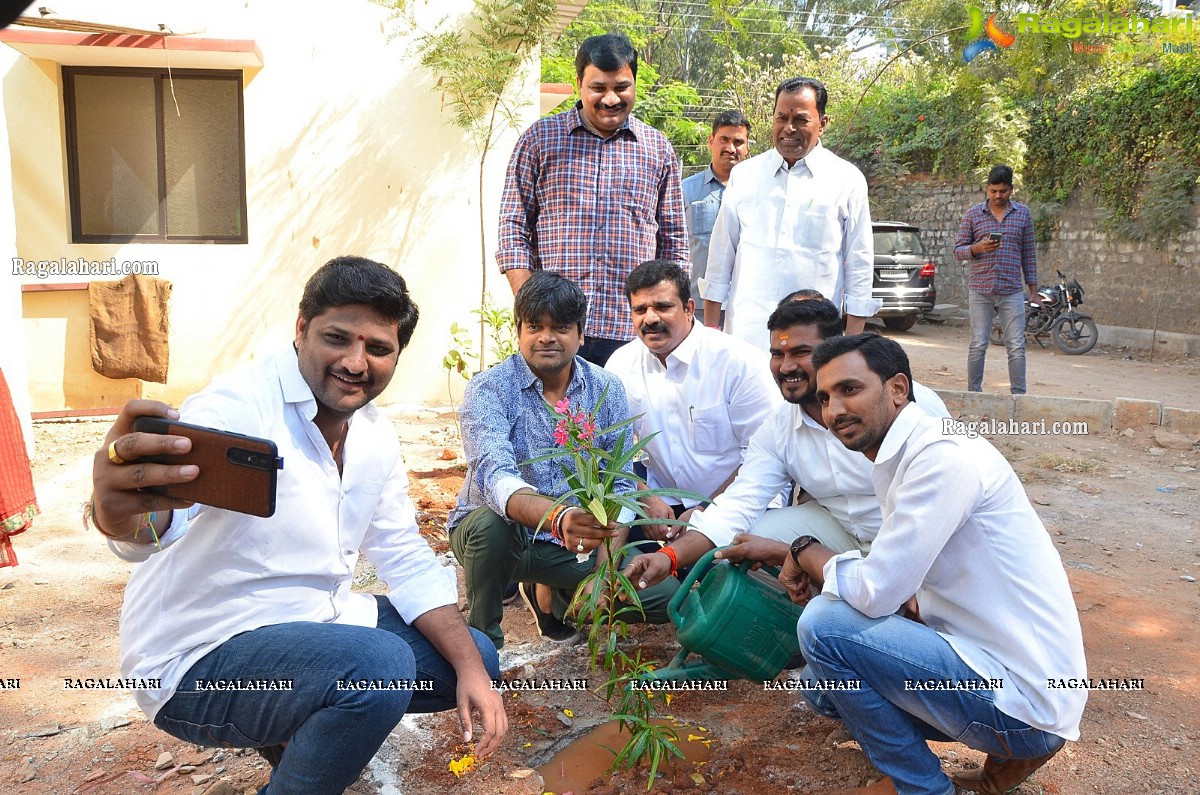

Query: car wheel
<box><xmin>882</xmin><ymin>315</ymin><xmax>918</xmax><ymax>332</ymax></box>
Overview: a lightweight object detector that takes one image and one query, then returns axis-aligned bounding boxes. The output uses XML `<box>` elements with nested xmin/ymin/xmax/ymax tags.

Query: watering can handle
<box><xmin>667</xmin><ymin>545</ymin><xmax>785</xmax><ymax>621</ymax></box>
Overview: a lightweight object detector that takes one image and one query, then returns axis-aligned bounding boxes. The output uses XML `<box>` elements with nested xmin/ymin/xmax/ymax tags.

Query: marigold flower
<box><xmin>448</xmin><ymin>753</ymin><xmax>476</xmax><ymax>777</ymax></box>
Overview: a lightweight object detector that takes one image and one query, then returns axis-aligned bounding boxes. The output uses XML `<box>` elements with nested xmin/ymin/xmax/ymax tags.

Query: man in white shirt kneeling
<box><xmin>776</xmin><ymin>332</ymin><xmax>1086</xmax><ymax>795</ymax></box>
<box><xmin>623</xmin><ymin>297</ymin><xmax>948</xmax><ymax>590</ymax></box>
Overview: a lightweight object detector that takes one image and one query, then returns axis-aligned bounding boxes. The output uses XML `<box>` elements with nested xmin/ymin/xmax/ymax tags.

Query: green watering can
<box><xmin>638</xmin><ymin>546</ymin><xmax>805</xmax><ymax>684</ymax></box>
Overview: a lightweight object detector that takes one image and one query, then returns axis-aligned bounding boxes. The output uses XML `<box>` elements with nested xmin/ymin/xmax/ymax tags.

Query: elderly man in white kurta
<box><xmin>700</xmin><ymin>76</ymin><xmax>879</xmax><ymax>350</ymax></box>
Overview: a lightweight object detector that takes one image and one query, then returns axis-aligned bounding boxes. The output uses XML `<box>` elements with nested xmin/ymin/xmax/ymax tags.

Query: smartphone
<box><xmin>132</xmin><ymin>417</ymin><xmax>283</xmax><ymax>517</ymax></box>
<box><xmin>988</xmin><ymin>232</ymin><xmax>1003</xmax><ymax>243</ymax></box>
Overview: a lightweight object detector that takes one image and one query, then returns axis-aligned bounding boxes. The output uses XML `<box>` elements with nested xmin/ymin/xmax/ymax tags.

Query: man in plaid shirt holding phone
<box><xmin>954</xmin><ymin>164</ymin><xmax>1039</xmax><ymax>395</ymax></box>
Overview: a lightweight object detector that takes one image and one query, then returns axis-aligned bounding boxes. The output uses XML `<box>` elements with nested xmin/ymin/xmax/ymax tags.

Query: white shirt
<box><xmin>822</xmin><ymin>404</ymin><xmax>1088</xmax><ymax>739</ymax></box>
<box><xmin>110</xmin><ymin>348</ymin><xmax>458</xmax><ymax>719</ymax></box>
<box><xmin>699</xmin><ymin>145</ymin><xmax>881</xmax><ymax>349</ymax></box>
<box><xmin>606</xmin><ymin>323</ymin><xmax>780</xmax><ymax>506</ymax></box>
<box><xmin>691</xmin><ymin>384</ymin><xmax>948</xmax><ymax>547</ymax></box>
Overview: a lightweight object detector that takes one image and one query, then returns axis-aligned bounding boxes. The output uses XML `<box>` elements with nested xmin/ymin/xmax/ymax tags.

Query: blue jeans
<box><xmin>797</xmin><ymin>597</ymin><xmax>1064</xmax><ymax>795</ymax></box>
<box><xmin>967</xmin><ymin>290</ymin><xmax>1027</xmax><ymax>394</ymax></box>
<box><xmin>154</xmin><ymin>596</ymin><xmax>499</xmax><ymax>795</ymax></box>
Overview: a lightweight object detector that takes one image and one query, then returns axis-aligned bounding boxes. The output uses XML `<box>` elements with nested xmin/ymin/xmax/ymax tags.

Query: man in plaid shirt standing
<box><xmin>954</xmin><ymin>164</ymin><xmax>1039</xmax><ymax>395</ymax></box>
<box><xmin>497</xmin><ymin>33</ymin><xmax>689</xmax><ymax>367</ymax></box>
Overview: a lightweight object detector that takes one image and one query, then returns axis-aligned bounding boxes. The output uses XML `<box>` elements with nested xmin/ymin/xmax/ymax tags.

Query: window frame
<box><xmin>63</xmin><ymin>65</ymin><xmax>248</xmax><ymax>244</ymax></box>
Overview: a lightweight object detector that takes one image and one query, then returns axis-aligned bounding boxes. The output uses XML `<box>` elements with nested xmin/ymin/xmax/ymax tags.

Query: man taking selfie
<box><xmin>88</xmin><ymin>256</ymin><xmax>506</xmax><ymax>795</ymax></box>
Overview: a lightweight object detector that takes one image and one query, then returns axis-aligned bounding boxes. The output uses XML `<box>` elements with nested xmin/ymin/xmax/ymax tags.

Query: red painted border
<box><xmin>21</xmin><ymin>282</ymin><xmax>90</xmax><ymax>292</ymax></box>
<box><xmin>0</xmin><ymin>28</ymin><xmax>259</xmax><ymax>55</ymax></box>
<box><xmin>33</xmin><ymin>407</ymin><xmax>122</xmax><ymax>420</ymax></box>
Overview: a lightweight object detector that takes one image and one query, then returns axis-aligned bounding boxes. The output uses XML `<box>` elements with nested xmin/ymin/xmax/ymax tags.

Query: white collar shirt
<box><xmin>699</xmin><ymin>145</ymin><xmax>881</xmax><ymax>349</ymax></box>
<box><xmin>691</xmin><ymin>384</ymin><xmax>948</xmax><ymax>548</ymax></box>
<box><xmin>605</xmin><ymin>323</ymin><xmax>780</xmax><ymax>506</ymax></box>
<box><xmin>821</xmin><ymin>404</ymin><xmax>1088</xmax><ymax>739</ymax></box>
<box><xmin>108</xmin><ymin>347</ymin><xmax>458</xmax><ymax>719</ymax></box>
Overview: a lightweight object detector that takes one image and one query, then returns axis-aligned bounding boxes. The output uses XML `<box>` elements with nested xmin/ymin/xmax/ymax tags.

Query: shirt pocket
<box><xmin>687</xmin><ymin>198</ymin><xmax>719</xmax><ymax>235</ymax></box>
<box><xmin>341</xmin><ymin>478</ymin><xmax>388</xmax><ymax>542</ymax></box>
<box><xmin>689</xmin><ymin>404</ymin><xmax>735</xmax><ymax>454</ymax></box>
<box><xmin>794</xmin><ymin>200</ymin><xmax>843</xmax><ymax>267</ymax></box>
<box><xmin>626</xmin><ymin>390</ymin><xmax>646</xmax><ymax>422</ymax></box>
<box><xmin>616</xmin><ymin>169</ymin><xmax>658</xmax><ymax>221</ymax></box>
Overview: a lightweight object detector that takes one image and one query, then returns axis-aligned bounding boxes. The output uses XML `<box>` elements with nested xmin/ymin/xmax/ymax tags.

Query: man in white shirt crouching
<box><xmin>606</xmin><ymin>260</ymin><xmax>780</xmax><ymax>540</ymax></box>
<box><xmin>778</xmin><ymin>332</ymin><xmax>1086</xmax><ymax>795</ymax></box>
<box><xmin>88</xmin><ymin>256</ymin><xmax>506</xmax><ymax>795</ymax></box>
<box><xmin>623</xmin><ymin>297</ymin><xmax>948</xmax><ymax>591</ymax></box>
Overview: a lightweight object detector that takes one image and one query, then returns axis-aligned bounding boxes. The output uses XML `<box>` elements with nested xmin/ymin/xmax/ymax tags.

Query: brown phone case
<box><xmin>132</xmin><ymin>417</ymin><xmax>283</xmax><ymax>517</ymax></box>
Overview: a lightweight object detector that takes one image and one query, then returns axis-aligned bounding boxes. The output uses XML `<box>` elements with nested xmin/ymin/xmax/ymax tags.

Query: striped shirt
<box><xmin>954</xmin><ymin>199</ymin><xmax>1038</xmax><ymax>295</ymax></box>
<box><xmin>497</xmin><ymin>104</ymin><xmax>689</xmax><ymax>341</ymax></box>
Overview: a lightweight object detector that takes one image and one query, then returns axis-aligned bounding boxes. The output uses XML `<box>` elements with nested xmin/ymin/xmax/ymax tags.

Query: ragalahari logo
<box><xmin>963</xmin><ymin>7</ymin><xmax>1016</xmax><ymax>62</ymax></box>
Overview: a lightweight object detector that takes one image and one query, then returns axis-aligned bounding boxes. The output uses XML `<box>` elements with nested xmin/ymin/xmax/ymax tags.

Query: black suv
<box><xmin>871</xmin><ymin>222</ymin><xmax>937</xmax><ymax>331</ymax></box>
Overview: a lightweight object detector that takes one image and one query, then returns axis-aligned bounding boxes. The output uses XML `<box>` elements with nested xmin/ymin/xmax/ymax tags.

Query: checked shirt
<box><xmin>497</xmin><ymin>104</ymin><xmax>688</xmax><ymax>341</ymax></box>
<box><xmin>954</xmin><ymin>200</ymin><xmax>1038</xmax><ymax>295</ymax></box>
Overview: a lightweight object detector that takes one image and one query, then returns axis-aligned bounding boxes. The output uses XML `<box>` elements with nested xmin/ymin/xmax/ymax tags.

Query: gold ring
<box><xmin>107</xmin><ymin>441</ymin><xmax>127</xmax><ymax>466</ymax></box>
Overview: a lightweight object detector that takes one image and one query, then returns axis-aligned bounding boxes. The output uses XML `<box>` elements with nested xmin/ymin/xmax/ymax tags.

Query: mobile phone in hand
<box><xmin>132</xmin><ymin>417</ymin><xmax>283</xmax><ymax>517</ymax></box>
<box><xmin>988</xmin><ymin>232</ymin><xmax>1002</xmax><ymax>243</ymax></box>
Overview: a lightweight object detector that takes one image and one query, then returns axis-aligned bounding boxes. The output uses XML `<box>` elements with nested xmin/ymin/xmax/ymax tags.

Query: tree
<box><xmin>379</xmin><ymin>0</ymin><xmax>557</xmax><ymax>365</ymax></box>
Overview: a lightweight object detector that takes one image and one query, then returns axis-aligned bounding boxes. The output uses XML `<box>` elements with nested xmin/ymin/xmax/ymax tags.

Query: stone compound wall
<box><xmin>876</xmin><ymin>177</ymin><xmax>1200</xmax><ymax>335</ymax></box>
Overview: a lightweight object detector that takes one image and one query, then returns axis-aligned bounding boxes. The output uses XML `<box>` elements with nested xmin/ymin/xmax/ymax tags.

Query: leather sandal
<box><xmin>950</xmin><ymin>746</ymin><xmax>1061</xmax><ymax>794</ymax></box>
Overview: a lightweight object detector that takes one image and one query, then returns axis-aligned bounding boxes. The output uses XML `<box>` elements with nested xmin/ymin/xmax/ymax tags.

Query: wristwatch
<box><xmin>790</xmin><ymin>535</ymin><xmax>817</xmax><ymax>565</ymax></box>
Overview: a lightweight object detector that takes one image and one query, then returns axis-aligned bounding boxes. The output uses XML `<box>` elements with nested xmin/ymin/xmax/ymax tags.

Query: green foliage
<box><xmin>442</xmin><ymin>322</ymin><xmax>477</xmax><ymax>381</ymax></box>
<box><xmin>523</xmin><ymin>393</ymin><xmax>704</xmax><ymax>789</ymax></box>
<box><xmin>1024</xmin><ymin>59</ymin><xmax>1200</xmax><ymax>246</ymax></box>
<box><xmin>472</xmin><ymin>299</ymin><xmax>519</xmax><ymax>364</ymax></box>
<box><xmin>381</xmin><ymin>0</ymin><xmax>557</xmax><ymax>152</ymax></box>
<box><xmin>635</xmin><ymin>81</ymin><xmax>709</xmax><ymax>168</ymax></box>
<box><xmin>442</xmin><ymin>294</ymin><xmax>517</xmax><ymax>381</ymax></box>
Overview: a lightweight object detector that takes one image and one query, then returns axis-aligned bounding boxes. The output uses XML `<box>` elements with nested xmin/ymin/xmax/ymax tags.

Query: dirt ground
<box><xmin>2</xmin><ymin>320</ymin><xmax>1198</xmax><ymax>795</ymax></box>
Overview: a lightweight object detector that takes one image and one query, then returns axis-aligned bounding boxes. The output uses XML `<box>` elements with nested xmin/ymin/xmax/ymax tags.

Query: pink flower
<box><xmin>918</xmin><ymin>114</ymin><xmax>925</xmax><ymax>122</ymax></box>
<box><xmin>554</xmin><ymin>398</ymin><xmax>571</xmax><ymax>415</ymax></box>
<box><xmin>554</xmin><ymin>426</ymin><xmax>570</xmax><ymax>446</ymax></box>
<box><xmin>579</xmin><ymin>419</ymin><xmax>596</xmax><ymax>442</ymax></box>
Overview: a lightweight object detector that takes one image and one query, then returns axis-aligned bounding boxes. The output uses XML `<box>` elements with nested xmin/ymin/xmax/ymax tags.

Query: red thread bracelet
<box><xmin>657</xmin><ymin>545</ymin><xmax>679</xmax><ymax>578</ymax></box>
<box><xmin>545</xmin><ymin>505</ymin><xmax>566</xmax><ymax>541</ymax></box>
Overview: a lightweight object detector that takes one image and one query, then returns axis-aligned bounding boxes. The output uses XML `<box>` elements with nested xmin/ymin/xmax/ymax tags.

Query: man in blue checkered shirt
<box><xmin>449</xmin><ymin>272</ymin><xmax>679</xmax><ymax>649</ymax></box>
<box><xmin>954</xmin><ymin>164</ymin><xmax>1039</xmax><ymax>394</ymax></box>
<box><xmin>497</xmin><ymin>33</ymin><xmax>688</xmax><ymax>367</ymax></box>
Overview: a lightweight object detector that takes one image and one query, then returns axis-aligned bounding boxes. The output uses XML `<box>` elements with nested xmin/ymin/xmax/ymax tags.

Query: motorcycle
<box><xmin>991</xmin><ymin>270</ymin><xmax>1097</xmax><ymax>355</ymax></box>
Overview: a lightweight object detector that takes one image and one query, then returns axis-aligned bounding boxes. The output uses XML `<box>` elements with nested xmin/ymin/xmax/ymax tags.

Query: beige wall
<box><xmin>0</xmin><ymin>51</ymin><xmax>33</xmax><ymax>453</ymax></box>
<box><xmin>3</xmin><ymin>0</ymin><xmax>539</xmax><ymax>413</ymax></box>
